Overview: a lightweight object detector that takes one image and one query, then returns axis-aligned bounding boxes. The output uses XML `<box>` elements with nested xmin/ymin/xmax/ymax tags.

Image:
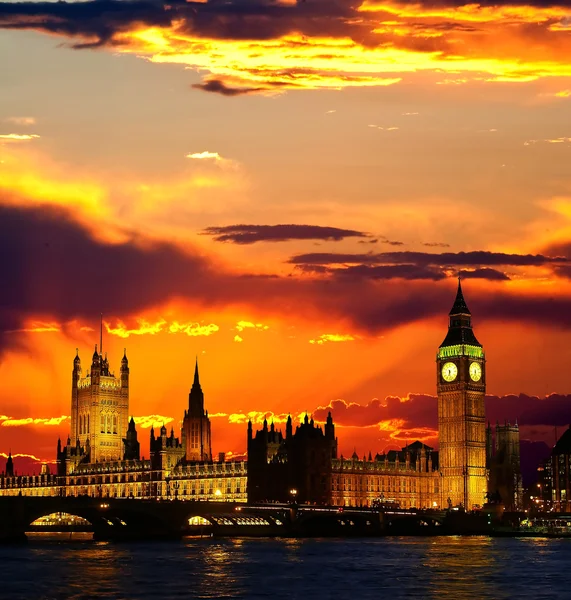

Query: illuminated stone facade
<box><xmin>330</xmin><ymin>443</ymin><xmax>440</xmax><ymax>509</ymax></box>
<box><xmin>71</xmin><ymin>345</ymin><xmax>130</xmax><ymax>463</ymax></box>
<box><xmin>0</xmin><ymin>459</ymin><xmax>247</xmax><ymax>502</ymax></box>
<box><xmin>437</xmin><ymin>280</ymin><xmax>487</xmax><ymax>509</ymax></box>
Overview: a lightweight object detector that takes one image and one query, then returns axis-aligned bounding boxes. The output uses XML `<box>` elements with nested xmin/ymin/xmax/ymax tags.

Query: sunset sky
<box><xmin>2</xmin><ymin>0</ymin><xmax>571</xmax><ymax>477</ymax></box>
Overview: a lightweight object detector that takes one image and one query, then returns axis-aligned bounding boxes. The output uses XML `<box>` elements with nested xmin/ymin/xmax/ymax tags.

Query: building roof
<box><xmin>553</xmin><ymin>426</ymin><xmax>571</xmax><ymax>455</ymax></box>
<box><xmin>449</xmin><ymin>279</ymin><xmax>471</xmax><ymax>316</ymax></box>
<box><xmin>439</xmin><ymin>325</ymin><xmax>482</xmax><ymax>348</ymax></box>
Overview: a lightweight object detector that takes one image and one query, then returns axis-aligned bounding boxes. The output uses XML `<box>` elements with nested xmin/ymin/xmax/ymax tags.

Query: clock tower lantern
<box><xmin>437</xmin><ymin>279</ymin><xmax>487</xmax><ymax>509</ymax></box>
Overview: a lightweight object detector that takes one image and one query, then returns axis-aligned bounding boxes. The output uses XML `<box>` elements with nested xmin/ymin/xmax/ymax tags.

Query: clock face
<box><xmin>441</xmin><ymin>362</ymin><xmax>458</xmax><ymax>382</ymax></box>
<box><xmin>469</xmin><ymin>361</ymin><xmax>482</xmax><ymax>382</ymax></box>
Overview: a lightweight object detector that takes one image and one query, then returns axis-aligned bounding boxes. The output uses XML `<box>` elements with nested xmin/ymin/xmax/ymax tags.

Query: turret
<box><xmin>121</xmin><ymin>348</ymin><xmax>129</xmax><ymax>388</ymax></box>
<box><xmin>5</xmin><ymin>451</ymin><xmax>14</xmax><ymax>477</ymax></box>
<box><xmin>325</xmin><ymin>411</ymin><xmax>335</xmax><ymax>440</ymax></box>
<box><xmin>286</xmin><ymin>415</ymin><xmax>293</xmax><ymax>439</ymax></box>
<box><xmin>91</xmin><ymin>344</ymin><xmax>101</xmax><ymax>384</ymax></box>
<box><xmin>188</xmin><ymin>358</ymin><xmax>205</xmax><ymax>417</ymax></box>
<box><xmin>123</xmin><ymin>417</ymin><xmax>140</xmax><ymax>461</ymax></box>
<box><xmin>247</xmin><ymin>419</ymin><xmax>253</xmax><ymax>441</ymax></box>
<box><xmin>72</xmin><ymin>349</ymin><xmax>81</xmax><ymax>385</ymax></box>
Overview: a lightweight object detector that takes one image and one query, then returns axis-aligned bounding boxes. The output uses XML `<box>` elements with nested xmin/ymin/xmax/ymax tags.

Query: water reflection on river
<box><xmin>2</xmin><ymin>535</ymin><xmax>568</xmax><ymax>599</ymax></box>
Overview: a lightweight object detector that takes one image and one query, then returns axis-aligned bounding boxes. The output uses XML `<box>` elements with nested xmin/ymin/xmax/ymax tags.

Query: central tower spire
<box><xmin>183</xmin><ymin>357</ymin><xmax>212</xmax><ymax>462</ymax></box>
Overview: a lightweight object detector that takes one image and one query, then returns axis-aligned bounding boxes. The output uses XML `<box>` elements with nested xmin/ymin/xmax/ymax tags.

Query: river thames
<box><xmin>1</xmin><ymin>535</ymin><xmax>568</xmax><ymax>599</ymax></box>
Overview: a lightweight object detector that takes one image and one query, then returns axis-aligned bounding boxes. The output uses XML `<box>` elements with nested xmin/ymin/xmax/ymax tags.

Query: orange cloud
<box><xmin>6</xmin><ymin>320</ymin><xmax>61</xmax><ymax>334</ymax></box>
<box><xmin>0</xmin><ymin>452</ymin><xmax>55</xmax><ymax>463</ymax></box>
<box><xmin>4</xmin><ymin>0</ymin><xmax>571</xmax><ymax>93</ymax></box>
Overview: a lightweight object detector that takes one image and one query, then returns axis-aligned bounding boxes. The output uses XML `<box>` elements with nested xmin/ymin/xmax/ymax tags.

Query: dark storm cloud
<box><xmin>0</xmin><ymin>203</ymin><xmax>449</xmax><ymax>355</ymax></box>
<box><xmin>191</xmin><ymin>79</ymin><xmax>267</xmax><ymax>96</ymax></box>
<box><xmin>333</xmin><ymin>264</ymin><xmax>446</xmax><ymax>280</ymax></box>
<box><xmin>288</xmin><ymin>250</ymin><xmax>567</xmax><ymax>267</ymax></box>
<box><xmin>457</xmin><ymin>267</ymin><xmax>510</xmax><ymax>281</ymax></box>
<box><xmin>312</xmin><ymin>394</ymin><xmax>566</xmax><ymax>483</ymax></box>
<box><xmin>314</xmin><ymin>393</ymin><xmax>571</xmax><ymax>431</ymax></box>
<box><xmin>0</xmin><ymin>0</ymin><xmax>171</xmax><ymax>47</ymax></box>
<box><xmin>203</xmin><ymin>224</ymin><xmax>369</xmax><ymax>244</ymax></box>
<box><xmin>5</xmin><ymin>203</ymin><xmax>571</xmax><ymax>359</ymax></box>
<box><xmin>0</xmin><ymin>0</ymin><xmax>357</xmax><ymax>47</ymax></box>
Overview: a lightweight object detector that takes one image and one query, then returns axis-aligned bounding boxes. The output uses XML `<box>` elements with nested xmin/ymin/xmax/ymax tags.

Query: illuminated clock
<box><xmin>469</xmin><ymin>361</ymin><xmax>482</xmax><ymax>382</ymax></box>
<box><xmin>441</xmin><ymin>362</ymin><xmax>458</xmax><ymax>382</ymax></box>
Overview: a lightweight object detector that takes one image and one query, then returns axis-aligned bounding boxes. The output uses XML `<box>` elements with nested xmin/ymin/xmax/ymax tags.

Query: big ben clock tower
<box><xmin>437</xmin><ymin>279</ymin><xmax>487</xmax><ymax>509</ymax></box>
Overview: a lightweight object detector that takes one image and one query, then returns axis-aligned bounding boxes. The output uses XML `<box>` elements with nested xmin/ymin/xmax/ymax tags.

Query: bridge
<box><xmin>0</xmin><ymin>496</ymin><xmax>453</xmax><ymax>542</ymax></box>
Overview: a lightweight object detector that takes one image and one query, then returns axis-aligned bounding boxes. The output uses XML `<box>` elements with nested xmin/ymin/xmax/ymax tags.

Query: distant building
<box><xmin>487</xmin><ymin>421</ymin><xmax>523</xmax><ymax>510</ymax></box>
<box><xmin>543</xmin><ymin>426</ymin><xmax>571</xmax><ymax>512</ymax></box>
<box><xmin>331</xmin><ymin>442</ymin><xmax>440</xmax><ymax>509</ymax></box>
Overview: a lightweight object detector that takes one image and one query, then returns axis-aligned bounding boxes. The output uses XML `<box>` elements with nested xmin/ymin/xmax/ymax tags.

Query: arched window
<box><xmin>87</xmin><ymin>414</ymin><xmax>90</xmax><ymax>433</ymax></box>
<box><xmin>107</xmin><ymin>415</ymin><xmax>111</xmax><ymax>434</ymax></box>
<box><xmin>113</xmin><ymin>415</ymin><xmax>118</xmax><ymax>434</ymax></box>
<box><xmin>100</xmin><ymin>414</ymin><xmax>105</xmax><ymax>433</ymax></box>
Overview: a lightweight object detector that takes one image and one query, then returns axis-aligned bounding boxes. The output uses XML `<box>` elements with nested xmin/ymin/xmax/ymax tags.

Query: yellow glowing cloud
<box><xmin>0</xmin><ymin>133</ymin><xmax>40</xmax><ymax>142</ymax></box>
<box><xmin>108</xmin><ymin>2</ymin><xmax>571</xmax><ymax>93</ymax></box>
<box><xmin>168</xmin><ymin>322</ymin><xmax>219</xmax><ymax>336</ymax></box>
<box><xmin>106</xmin><ymin>319</ymin><xmax>167</xmax><ymax>338</ymax></box>
<box><xmin>0</xmin><ymin>145</ymin><xmax>247</xmax><ymax>247</ymax></box>
<box><xmin>0</xmin><ymin>415</ymin><xmax>69</xmax><ymax>427</ymax></box>
<box><xmin>0</xmin><ymin>452</ymin><xmax>55</xmax><ymax>463</ymax></box>
<box><xmin>235</xmin><ymin>321</ymin><xmax>269</xmax><ymax>332</ymax></box>
<box><xmin>227</xmin><ymin>411</ymin><xmax>291</xmax><ymax>425</ymax></box>
<box><xmin>186</xmin><ymin>151</ymin><xmax>222</xmax><ymax>161</ymax></box>
<box><xmin>3</xmin><ymin>1</ymin><xmax>571</xmax><ymax>92</ymax></box>
<box><xmin>133</xmin><ymin>415</ymin><xmax>175</xmax><ymax>429</ymax></box>
<box><xmin>106</xmin><ymin>318</ymin><xmax>218</xmax><ymax>338</ymax></box>
<box><xmin>309</xmin><ymin>333</ymin><xmax>357</xmax><ymax>344</ymax></box>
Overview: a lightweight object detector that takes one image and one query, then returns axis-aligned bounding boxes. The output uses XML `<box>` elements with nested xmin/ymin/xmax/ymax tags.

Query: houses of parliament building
<box><xmin>0</xmin><ymin>283</ymin><xmax>522</xmax><ymax>510</ymax></box>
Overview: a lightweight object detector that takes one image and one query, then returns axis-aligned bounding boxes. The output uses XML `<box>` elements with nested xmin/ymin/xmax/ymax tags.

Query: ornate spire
<box><xmin>193</xmin><ymin>357</ymin><xmax>200</xmax><ymax>386</ymax></box>
<box><xmin>188</xmin><ymin>357</ymin><xmax>205</xmax><ymax>417</ymax></box>
<box><xmin>439</xmin><ymin>278</ymin><xmax>481</xmax><ymax>349</ymax></box>
<box><xmin>449</xmin><ymin>277</ymin><xmax>471</xmax><ymax>316</ymax></box>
